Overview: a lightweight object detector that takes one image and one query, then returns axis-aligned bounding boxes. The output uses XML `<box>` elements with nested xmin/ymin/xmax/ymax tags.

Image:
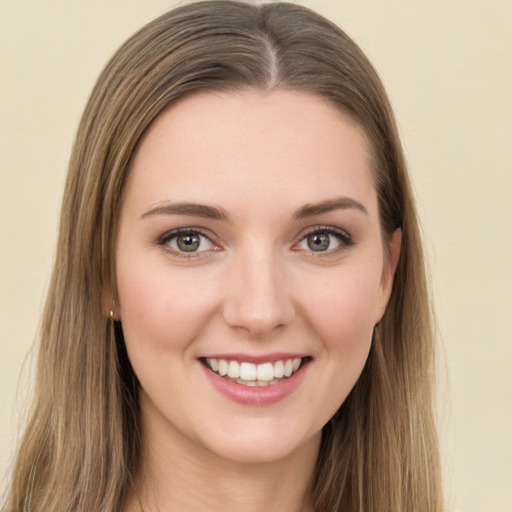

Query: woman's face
<box><xmin>115</xmin><ymin>90</ymin><xmax>400</xmax><ymax>465</ymax></box>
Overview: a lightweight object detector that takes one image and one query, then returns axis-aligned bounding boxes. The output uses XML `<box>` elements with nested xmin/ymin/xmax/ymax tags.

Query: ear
<box><xmin>375</xmin><ymin>228</ymin><xmax>402</xmax><ymax>324</ymax></box>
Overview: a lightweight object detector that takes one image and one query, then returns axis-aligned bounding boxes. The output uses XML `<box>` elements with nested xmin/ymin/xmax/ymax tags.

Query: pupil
<box><xmin>177</xmin><ymin>234</ymin><xmax>200</xmax><ymax>252</ymax></box>
<box><xmin>307</xmin><ymin>233</ymin><xmax>330</xmax><ymax>251</ymax></box>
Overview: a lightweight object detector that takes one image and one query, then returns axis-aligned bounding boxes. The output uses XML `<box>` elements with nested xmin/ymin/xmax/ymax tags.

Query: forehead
<box><xmin>125</xmin><ymin>90</ymin><xmax>376</xmax><ymax>217</ymax></box>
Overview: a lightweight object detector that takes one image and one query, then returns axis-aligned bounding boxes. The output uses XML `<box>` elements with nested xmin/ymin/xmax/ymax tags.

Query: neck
<box><xmin>124</xmin><ymin>410</ymin><xmax>320</xmax><ymax>512</ymax></box>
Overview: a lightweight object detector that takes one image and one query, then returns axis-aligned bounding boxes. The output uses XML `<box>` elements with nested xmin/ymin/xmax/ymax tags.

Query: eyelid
<box><xmin>294</xmin><ymin>225</ymin><xmax>354</xmax><ymax>253</ymax></box>
<box><xmin>156</xmin><ymin>227</ymin><xmax>221</xmax><ymax>257</ymax></box>
<box><xmin>155</xmin><ymin>224</ymin><xmax>354</xmax><ymax>259</ymax></box>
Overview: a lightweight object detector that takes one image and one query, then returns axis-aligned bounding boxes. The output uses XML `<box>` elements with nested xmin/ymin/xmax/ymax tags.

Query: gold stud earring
<box><xmin>109</xmin><ymin>299</ymin><xmax>116</xmax><ymax>320</ymax></box>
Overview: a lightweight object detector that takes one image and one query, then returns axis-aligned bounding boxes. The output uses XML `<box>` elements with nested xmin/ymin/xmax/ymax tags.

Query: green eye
<box><xmin>176</xmin><ymin>233</ymin><xmax>201</xmax><ymax>252</ymax></box>
<box><xmin>306</xmin><ymin>233</ymin><xmax>331</xmax><ymax>251</ymax></box>
<box><xmin>298</xmin><ymin>229</ymin><xmax>348</xmax><ymax>253</ymax></box>
<box><xmin>165</xmin><ymin>231</ymin><xmax>213</xmax><ymax>253</ymax></box>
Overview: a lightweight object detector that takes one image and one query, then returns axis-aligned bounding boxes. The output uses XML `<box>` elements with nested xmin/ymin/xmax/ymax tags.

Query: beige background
<box><xmin>1</xmin><ymin>1</ymin><xmax>511</xmax><ymax>510</ymax></box>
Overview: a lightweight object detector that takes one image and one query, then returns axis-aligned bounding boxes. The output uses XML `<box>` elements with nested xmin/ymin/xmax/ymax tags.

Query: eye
<box><xmin>296</xmin><ymin>227</ymin><xmax>352</xmax><ymax>253</ymax></box>
<box><xmin>159</xmin><ymin>229</ymin><xmax>215</xmax><ymax>255</ymax></box>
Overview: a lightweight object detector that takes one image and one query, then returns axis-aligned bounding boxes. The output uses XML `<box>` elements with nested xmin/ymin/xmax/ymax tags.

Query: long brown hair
<box><xmin>6</xmin><ymin>1</ymin><xmax>443</xmax><ymax>510</ymax></box>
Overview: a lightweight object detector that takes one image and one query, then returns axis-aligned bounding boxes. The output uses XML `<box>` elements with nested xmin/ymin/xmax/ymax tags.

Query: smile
<box><xmin>203</xmin><ymin>357</ymin><xmax>306</xmax><ymax>387</ymax></box>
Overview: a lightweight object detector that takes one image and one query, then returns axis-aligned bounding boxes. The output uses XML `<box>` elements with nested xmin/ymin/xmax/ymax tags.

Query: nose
<box><xmin>222</xmin><ymin>247</ymin><xmax>295</xmax><ymax>338</ymax></box>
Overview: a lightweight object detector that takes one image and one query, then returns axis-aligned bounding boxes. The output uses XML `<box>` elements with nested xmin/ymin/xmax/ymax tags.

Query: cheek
<box><xmin>298</xmin><ymin>263</ymin><xmax>382</xmax><ymax>345</ymax></box>
<box><xmin>284</xmin><ymin>267</ymin><xmax>380</xmax><ymax>431</ymax></box>
<box><xmin>116</xmin><ymin>257</ymin><xmax>220</xmax><ymax>354</ymax></box>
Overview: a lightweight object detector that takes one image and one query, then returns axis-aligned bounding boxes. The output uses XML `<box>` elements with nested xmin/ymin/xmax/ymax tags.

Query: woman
<box><xmin>6</xmin><ymin>1</ymin><xmax>443</xmax><ymax>511</ymax></box>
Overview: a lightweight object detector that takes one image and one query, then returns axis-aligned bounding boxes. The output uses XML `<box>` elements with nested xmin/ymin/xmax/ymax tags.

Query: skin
<box><xmin>114</xmin><ymin>90</ymin><xmax>401</xmax><ymax>511</ymax></box>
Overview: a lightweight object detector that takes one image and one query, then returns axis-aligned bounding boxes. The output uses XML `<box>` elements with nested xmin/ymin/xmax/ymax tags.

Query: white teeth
<box><xmin>227</xmin><ymin>360</ymin><xmax>240</xmax><ymax>379</ymax></box>
<box><xmin>273</xmin><ymin>360</ymin><xmax>285</xmax><ymax>378</ymax></box>
<box><xmin>257</xmin><ymin>362</ymin><xmax>274</xmax><ymax>381</ymax></box>
<box><xmin>205</xmin><ymin>357</ymin><xmax>305</xmax><ymax>384</ymax></box>
<box><xmin>218</xmin><ymin>359</ymin><xmax>228</xmax><ymax>377</ymax></box>
<box><xmin>284</xmin><ymin>360</ymin><xmax>294</xmax><ymax>377</ymax></box>
<box><xmin>239</xmin><ymin>362</ymin><xmax>257</xmax><ymax>380</ymax></box>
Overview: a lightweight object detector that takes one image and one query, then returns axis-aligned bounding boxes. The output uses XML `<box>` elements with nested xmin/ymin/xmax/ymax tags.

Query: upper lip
<box><xmin>200</xmin><ymin>353</ymin><xmax>310</xmax><ymax>364</ymax></box>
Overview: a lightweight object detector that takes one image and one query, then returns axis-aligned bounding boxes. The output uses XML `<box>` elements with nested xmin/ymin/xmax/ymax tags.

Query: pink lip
<box><xmin>200</xmin><ymin>358</ymin><xmax>310</xmax><ymax>406</ymax></box>
<box><xmin>202</xmin><ymin>352</ymin><xmax>309</xmax><ymax>364</ymax></box>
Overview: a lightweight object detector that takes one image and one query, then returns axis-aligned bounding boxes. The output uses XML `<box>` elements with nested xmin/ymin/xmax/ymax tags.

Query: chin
<box><xmin>195</xmin><ymin>418</ymin><xmax>322</xmax><ymax>466</ymax></box>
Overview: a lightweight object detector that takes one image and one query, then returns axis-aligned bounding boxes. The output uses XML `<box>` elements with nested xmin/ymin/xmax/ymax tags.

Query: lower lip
<box><xmin>201</xmin><ymin>361</ymin><xmax>309</xmax><ymax>406</ymax></box>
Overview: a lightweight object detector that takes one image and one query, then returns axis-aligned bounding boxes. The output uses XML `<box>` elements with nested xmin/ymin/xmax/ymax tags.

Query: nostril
<box><xmin>222</xmin><ymin>295</ymin><xmax>295</xmax><ymax>336</ymax></box>
<box><xmin>221</xmin><ymin>257</ymin><xmax>296</xmax><ymax>335</ymax></box>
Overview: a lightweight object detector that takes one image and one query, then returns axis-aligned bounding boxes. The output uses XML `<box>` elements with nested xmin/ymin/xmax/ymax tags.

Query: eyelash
<box><xmin>295</xmin><ymin>225</ymin><xmax>354</xmax><ymax>256</ymax></box>
<box><xmin>156</xmin><ymin>225</ymin><xmax>354</xmax><ymax>258</ymax></box>
<box><xmin>156</xmin><ymin>227</ymin><xmax>218</xmax><ymax>259</ymax></box>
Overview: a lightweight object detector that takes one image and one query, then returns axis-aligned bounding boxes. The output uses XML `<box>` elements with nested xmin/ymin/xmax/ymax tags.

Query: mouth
<box><xmin>201</xmin><ymin>356</ymin><xmax>311</xmax><ymax>387</ymax></box>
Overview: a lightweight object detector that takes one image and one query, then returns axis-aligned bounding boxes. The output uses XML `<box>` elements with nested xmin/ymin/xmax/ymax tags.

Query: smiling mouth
<box><xmin>202</xmin><ymin>357</ymin><xmax>310</xmax><ymax>387</ymax></box>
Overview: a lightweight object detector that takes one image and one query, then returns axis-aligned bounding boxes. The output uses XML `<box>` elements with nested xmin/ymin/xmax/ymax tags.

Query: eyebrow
<box><xmin>140</xmin><ymin>202</ymin><xmax>229</xmax><ymax>221</ymax></box>
<box><xmin>293</xmin><ymin>197</ymin><xmax>368</xmax><ymax>219</ymax></box>
<box><xmin>140</xmin><ymin>196</ymin><xmax>367</xmax><ymax>221</ymax></box>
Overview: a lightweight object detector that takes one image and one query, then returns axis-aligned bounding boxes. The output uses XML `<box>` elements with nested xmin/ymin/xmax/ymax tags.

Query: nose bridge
<box><xmin>222</xmin><ymin>240</ymin><xmax>294</xmax><ymax>336</ymax></box>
